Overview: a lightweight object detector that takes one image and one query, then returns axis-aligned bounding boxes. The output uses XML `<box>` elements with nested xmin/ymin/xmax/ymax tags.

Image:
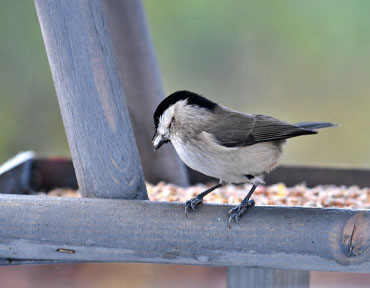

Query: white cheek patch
<box><xmin>157</xmin><ymin>105</ymin><xmax>176</xmax><ymax>135</ymax></box>
<box><xmin>157</xmin><ymin>116</ymin><xmax>166</xmax><ymax>135</ymax></box>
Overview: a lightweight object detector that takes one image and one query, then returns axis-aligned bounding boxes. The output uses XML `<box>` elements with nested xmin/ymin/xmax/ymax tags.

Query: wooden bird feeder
<box><xmin>0</xmin><ymin>1</ymin><xmax>369</xmax><ymax>287</ymax></box>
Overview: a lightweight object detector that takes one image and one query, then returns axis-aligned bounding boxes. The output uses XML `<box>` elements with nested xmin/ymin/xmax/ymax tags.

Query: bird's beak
<box><xmin>152</xmin><ymin>132</ymin><xmax>165</xmax><ymax>151</ymax></box>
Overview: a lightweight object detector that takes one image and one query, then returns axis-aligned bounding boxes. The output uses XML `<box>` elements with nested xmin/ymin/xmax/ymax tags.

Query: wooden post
<box><xmin>34</xmin><ymin>0</ymin><xmax>147</xmax><ymax>199</ymax></box>
<box><xmin>102</xmin><ymin>0</ymin><xmax>189</xmax><ymax>186</ymax></box>
<box><xmin>228</xmin><ymin>267</ymin><xmax>309</xmax><ymax>288</ymax></box>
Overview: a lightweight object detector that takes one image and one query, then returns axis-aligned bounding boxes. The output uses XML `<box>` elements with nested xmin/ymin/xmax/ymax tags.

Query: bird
<box><xmin>152</xmin><ymin>90</ymin><xmax>336</xmax><ymax>226</ymax></box>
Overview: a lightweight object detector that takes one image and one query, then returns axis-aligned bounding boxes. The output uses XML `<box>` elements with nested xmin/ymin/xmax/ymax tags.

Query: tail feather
<box><xmin>295</xmin><ymin>122</ymin><xmax>337</xmax><ymax>130</ymax></box>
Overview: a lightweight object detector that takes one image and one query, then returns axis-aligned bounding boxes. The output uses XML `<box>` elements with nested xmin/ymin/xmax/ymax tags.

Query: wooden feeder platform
<box><xmin>0</xmin><ymin>154</ymin><xmax>369</xmax><ymax>274</ymax></box>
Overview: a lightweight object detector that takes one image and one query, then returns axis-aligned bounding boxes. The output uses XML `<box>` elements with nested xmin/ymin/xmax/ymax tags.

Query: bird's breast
<box><xmin>171</xmin><ymin>132</ymin><xmax>284</xmax><ymax>184</ymax></box>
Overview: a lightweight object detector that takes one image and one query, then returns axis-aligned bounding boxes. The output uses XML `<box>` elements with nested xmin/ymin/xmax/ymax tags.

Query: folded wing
<box><xmin>205</xmin><ymin>108</ymin><xmax>316</xmax><ymax>148</ymax></box>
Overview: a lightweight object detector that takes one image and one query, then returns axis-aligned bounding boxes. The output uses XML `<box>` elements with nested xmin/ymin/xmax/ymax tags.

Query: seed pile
<box><xmin>45</xmin><ymin>182</ymin><xmax>370</xmax><ymax>209</ymax></box>
<box><xmin>147</xmin><ymin>182</ymin><xmax>370</xmax><ymax>208</ymax></box>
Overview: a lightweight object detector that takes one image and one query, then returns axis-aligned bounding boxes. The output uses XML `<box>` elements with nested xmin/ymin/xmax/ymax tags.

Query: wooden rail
<box><xmin>0</xmin><ymin>194</ymin><xmax>370</xmax><ymax>272</ymax></box>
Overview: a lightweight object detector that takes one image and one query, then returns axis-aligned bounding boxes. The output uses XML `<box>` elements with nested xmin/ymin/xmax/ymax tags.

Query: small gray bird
<box><xmin>152</xmin><ymin>90</ymin><xmax>336</xmax><ymax>226</ymax></box>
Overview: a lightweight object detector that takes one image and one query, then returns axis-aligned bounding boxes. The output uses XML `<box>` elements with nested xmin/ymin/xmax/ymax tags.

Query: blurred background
<box><xmin>0</xmin><ymin>0</ymin><xmax>369</xmax><ymax>287</ymax></box>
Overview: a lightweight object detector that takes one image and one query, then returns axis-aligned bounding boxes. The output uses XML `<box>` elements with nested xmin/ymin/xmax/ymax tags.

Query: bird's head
<box><xmin>152</xmin><ymin>90</ymin><xmax>217</xmax><ymax>151</ymax></box>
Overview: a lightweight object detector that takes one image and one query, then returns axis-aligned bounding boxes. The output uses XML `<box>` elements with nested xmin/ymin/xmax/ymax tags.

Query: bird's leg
<box><xmin>185</xmin><ymin>181</ymin><xmax>224</xmax><ymax>216</ymax></box>
<box><xmin>228</xmin><ymin>184</ymin><xmax>258</xmax><ymax>228</ymax></box>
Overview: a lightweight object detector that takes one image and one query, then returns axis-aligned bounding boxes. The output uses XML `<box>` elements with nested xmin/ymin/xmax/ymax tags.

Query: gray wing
<box><xmin>205</xmin><ymin>107</ymin><xmax>316</xmax><ymax>148</ymax></box>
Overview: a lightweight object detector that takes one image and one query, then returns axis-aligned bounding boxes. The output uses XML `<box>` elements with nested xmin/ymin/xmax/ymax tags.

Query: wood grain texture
<box><xmin>1</xmin><ymin>194</ymin><xmax>370</xmax><ymax>272</ymax></box>
<box><xmin>102</xmin><ymin>0</ymin><xmax>189</xmax><ymax>186</ymax></box>
<box><xmin>227</xmin><ymin>267</ymin><xmax>309</xmax><ymax>288</ymax></box>
<box><xmin>34</xmin><ymin>0</ymin><xmax>147</xmax><ymax>199</ymax></box>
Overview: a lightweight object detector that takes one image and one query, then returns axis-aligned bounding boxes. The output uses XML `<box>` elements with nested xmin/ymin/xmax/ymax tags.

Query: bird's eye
<box><xmin>168</xmin><ymin>117</ymin><xmax>174</xmax><ymax>130</ymax></box>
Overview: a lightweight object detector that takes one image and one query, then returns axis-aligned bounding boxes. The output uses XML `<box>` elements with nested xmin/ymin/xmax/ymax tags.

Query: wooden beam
<box><xmin>34</xmin><ymin>0</ymin><xmax>147</xmax><ymax>199</ymax></box>
<box><xmin>102</xmin><ymin>0</ymin><xmax>189</xmax><ymax>186</ymax></box>
<box><xmin>1</xmin><ymin>194</ymin><xmax>370</xmax><ymax>272</ymax></box>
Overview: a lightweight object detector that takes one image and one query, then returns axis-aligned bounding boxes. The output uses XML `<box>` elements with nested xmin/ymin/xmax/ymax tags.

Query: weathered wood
<box><xmin>1</xmin><ymin>194</ymin><xmax>370</xmax><ymax>272</ymax></box>
<box><xmin>227</xmin><ymin>267</ymin><xmax>309</xmax><ymax>288</ymax></box>
<box><xmin>0</xmin><ymin>259</ymin><xmax>67</xmax><ymax>266</ymax></box>
<box><xmin>102</xmin><ymin>0</ymin><xmax>189</xmax><ymax>186</ymax></box>
<box><xmin>34</xmin><ymin>0</ymin><xmax>147</xmax><ymax>199</ymax></box>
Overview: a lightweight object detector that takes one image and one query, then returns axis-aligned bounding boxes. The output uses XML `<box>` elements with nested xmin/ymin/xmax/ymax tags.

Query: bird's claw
<box><xmin>184</xmin><ymin>197</ymin><xmax>203</xmax><ymax>217</ymax></box>
<box><xmin>228</xmin><ymin>199</ymin><xmax>255</xmax><ymax>228</ymax></box>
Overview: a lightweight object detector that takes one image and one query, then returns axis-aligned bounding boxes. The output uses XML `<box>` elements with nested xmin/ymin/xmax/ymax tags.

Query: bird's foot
<box><xmin>228</xmin><ymin>199</ymin><xmax>255</xmax><ymax>228</ymax></box>
<box><xmin>184</xmin><ymin>196</ymin><xmax>203</xmax><ymax>217</ymax></box>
